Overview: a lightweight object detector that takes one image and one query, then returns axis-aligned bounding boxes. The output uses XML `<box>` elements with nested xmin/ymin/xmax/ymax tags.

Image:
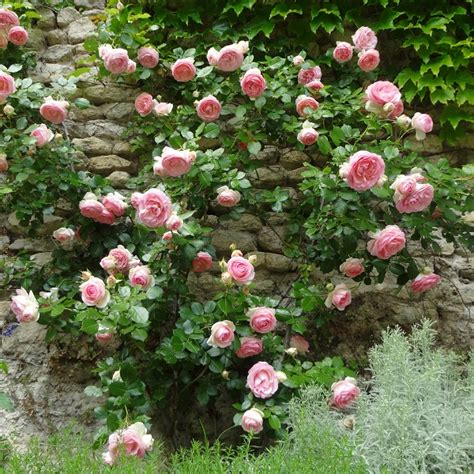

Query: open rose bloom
<box><xmin>333</xmin><ymin>42</ymin><xmax>353</xmax><ymax>63</ymax></box>
<box><xmin>390</xmin><ymin>172</ymin><xmax>434</xmax><ymax>213</ymax></box>
<box><xmin>80</xmin><ymin>275</ymin><xmax>110</xmax><ymax>308</ymax></box>
<box><xmin>10</xmin><ymin>288</ymin><xmax>39</xmax><ymax>323</ymax></box>
<box><xmin>102</xmin><ymin>422</ymin><xmax>153</xmax><ymax>465</ymax></box>
<box><xmin>241</xmin><ymin>408</ymin><xmax>264</xmax><ymax>433</ymax></box>
<box><xmin>296</xmin><ymin>95</ymin><xmax>319</xmax><ymax>117</ymax></box>
<box><xmin>191</xmin><ymin>251</ymin><xmax>213</xmax><ymax>273</ymax></box>
<box><xmin>216</xmin><ymin>186</ymin><xmax>241</xmax><ymax>207</ymax></box>
<box><xmin>235</xmin><ymin>336</ymin><xmax>263</xmax><ymax>358</ymax></box>
<box><xmin>31</xmin><ymin>124</ymin><xmax>53</xmax><ymax>147</ymax></box>
<box><xmin>0</xmin><ymin>71</ymin><xmax>16</xmax><ymax>100</ymax></box>
<box><xmin>367</xmin><ymin>225</ymin><xmax>406</xmax><ymax>260</ymax></box>
<box><xmin>153</xmin><ymin>147</ymin><xmax>196</xmax><ymax>177</ymax></box>
<box><xmin>79</xmin><ymin>192</ymin><xmax>116</xmax><ymax>225</ymax></box>
<box><xmin>226</xmin><ymin>255</ymin><xmax>255</xmax><ymax>285</ymax></box>
<box><xmin>411</xmin><ymin>272</ymin><xmax>441</xmax><ymax>293</ymax></box>
<box><xmin>40</xmin><ymin>97</ymin><xmax>69</xmax><ymax>124</ymax></box>
<box><xmin>339</xmin><ymin>150</ymin><xmax>385</xmax><ymax>192</ymax></box>
<box><xmin>131</xmin><ymin>188</ymin><xmax>172</xmax><ymax>228</ymax></box>
<box><xmin>135</xmin><ymin>92</ymin><xmax>154</xmax><ymax>116</ymax></box>
<box><xmin>339</xmin><ymin>258</ymin><xmax>364</xmax><ymax>278</ymax></box>
<box><xmin>171</xmin><ymin>57</ymin><xmax>196</xmax><ymax>82</ymax></box>
<box><xmin>208</xmin><ymin>42</ymin><xmax>247</xmax><ymax>71</ymax></box>
<box><xmin>289</xmin><ymin>334</ymin><xmax>309</xmax><ymax>354</ymax></box>
<box><xmin>196</xmin><ymin>95</ymin><xmax>221</xmax><ymax>122</ymax></box>
<box><xmin>325</xmin><ymin>284</ymin><xmax>352</xmax><ymax>311</ymax></box>
<box><xmin>248</xmin><ymin>307</ymin><xmax>277</xmax><ymax>334</ymax></box>
<box><xmin>100</xmin><ymin>245</ymin><xmax>140</xmax><ymax>274</ymax></box>
<box><xmin>331</xmin><ymin>377</ymin><xmax>361</xmax><ymax>409</ymax></box>
<box><xmin>129</xmin><ymin>265</ymin><xmax>155</xmax><ymax>290</ymax></box>
<box><xmin>411</xmin><ymin>112</ymin><xmax>433</xmax><ymax>140</ymax></box>
<box><xmin>207</xmin><ymin>320</ymin><xmax>235</xmax><ymax>348</ymax></box>
<box><xmin>247</xmin><ymin>361</ymin><xmax>279</xmax><ymax>399</ymax></box>
<box><xmin>137</xmin><ymin>46</ymin><xmax>159</xmax><ymax>68</ymax></box>
<box><xmin>364</xmin><ymin>81</ymin><xmax>403</xmax><ymax>120</ymax></box>
<box><xmin>240</xmin><ymin>68</ymin><xmax>266</xmax><ymax>98</ymax></box>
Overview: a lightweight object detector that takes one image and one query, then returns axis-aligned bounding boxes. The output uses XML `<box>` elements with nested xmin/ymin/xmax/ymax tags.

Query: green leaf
<box><xmin>74</xmin><ymin>98</ymin><xmax>90</xmax><ymax>109</ymax></box>
<box><xmin>203</xmin><ymin>123</ymin><xmax>220</xmax><ymax>138</ymax></box>
<box><xmin>146</xmin><ymin>286</ymin><xmax>163</xmax><ymax>300</ymax></box>
<box><xmin>131</xmin><ymin>306</ymin><xmax>149</xmax><ymax>325</ymax></box>
<box><xmin>269</xmin><ymin>414</ymin><xmax>281</xmax><ymax>430</ymax></box>
<box><xmin>108</xmin><ymin>382</ymin><xmax>126</xmax><ymax>397</ymax></box>
<box><xmin>16</xmin><ymin>117</ymin><xmax>28</xmax><ymax>130</ymax></box>
<box><xmin>81</xmin><ymin>319</ymin><xmax>98</xmax><ymax>335</ymax></box>
<box><xmin>0</xmin><ymin>361</ymin><xmax>7</xmax><ymax>374</ymax></box>
<box><xmin>197</xmin><ymin>66</ymin><xmax>213</xmax><ymax>78</ymax></box>
<box><xmin>317</xmin><ymin>136</ymin><xmax>331</xmax><ymax>155</ymax></box>
<box><xmin>248</xmin><ymin>141</ymin><xmax>261</xmax><ymax>155</ymax></box>
<box><xmin>384</xmin><ymin>146</ymin><xmax>399</xmax><ymax>159</ymax></box>
<box><xmin>270</xmin><ymin>3</ymin><xmax>303</xmax><ymax>19</ymax></box>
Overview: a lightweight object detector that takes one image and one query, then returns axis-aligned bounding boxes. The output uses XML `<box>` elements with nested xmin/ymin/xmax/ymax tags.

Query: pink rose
<box><xmin>0</xmin><ymin>71</ymin><xmax>16</xmax><ymax>100</ymax></box>
<box><xmin>216</xmin><ymin>44</ymin><xmax>244</xmax><ymax>71</ymax></box>
<box><xmin>40</xmin><ymin>97</ymin><xmax>68</xmax><ymax>124</ymax></box>
<box><xmin>207</xmin><ymin>320</ymin><xmax>235</xmax><ymax>348</ymax></box>
<box><xmin>216</xmin><ymin>186</ymin><xmax>241</xmax><ymax>207</ymax></box>
<box><xmin>95</xmin><ymin>332</ymin><xmax>113</xmax><ymax>343</ymax></box>
<box><xmin>80</xmin><ymin>276</ymin><xmax>110</xmax><ymax>308</ymax></box>
<box><xmin>137</xmin><ymin>47</ymin><xmax>159</xmax><ymax>68</ymax></box>
<box><xmin>305</xmin><ymin>79</ymin><xmax>324</xmax><ymax>94</ymax></box>
<box><xmin>339</xmin><ymin>258</ymin><xmax>364</xmax><ymax>278</ymax></box>
<box><xmin>227</xmin><ymin>256</ymin><xmax>255</xmax><ymax>284</ymax></box>
<box><xmin>31</xmin><ymin>124</ymin><xmax>53</xmax><ymax>147</ymax></box>
<box><xmin>297</xmin><ymin>66</ymin><xmax>322</xmax><ymax>85</ymax></box>
<box><xmin>196</xmin><ymin>95</ymin><xmax>221</xmax><ymax>122</ymax></box>
<box><xmin>0</xmin><ymin>9</ymin><xmax>19</xmax><ymax>30</ymax></box>
<box><xmin>325</xmin><ymin>284</ymin><xmax>352</xmax><ymax>311</ymax></box>
<box><xmin>339</xmin><ymin>150</ymin><xmax>385</xmax><ymax>191</ymax></box>
<box><xmin>0</xmin><ymin>155</ymin><xmax>7</xmax><ymax>172</ymax></box>
<box><xmin>241</xmin><ymin>408</ymin><xmax>264</xmax><ymax>433</ymax></box>
<box><xmin>240</xmin><ymin>68</ymin><xmax>266</xmax><ymax>98</ymax></box>
<box><xmin>411</xmin><ymin>112</ymin><xmax>433</xmax><ymax>140</ymax></box>
<box><xmin>52</xmin><ymin>227</ymin><xmax>75</xmax><ymax>246</ymax></box>
<box><xmin>289</xmin><ymin>334</ymin><xmax>309</xmax><ymax>354</ymax></box>
<box><xmin>297</xmin><ymin>127</ymin><xmax>318</xmax><ymax>145</ymax></box>
<box><xmin>162</xmin><ymin>231</ymin><xmax>173</xmax><ymax>241</ymax></box>
<box><xmin>171</xmin><ymin>58</ymin><xmax>196</xmax><ymax>82</ymax></box>
<box><xmin>411</xmin><ymin>272</ymin><xmax>441</xmax><ymax>293</ymax></box>
<box><xmin>98</xmin><ymin>44</ymin><xmax>113</xmax><ymax>60</ymax></box>
<box><xmin>247</xmin><ymin>361</ymin><xmax>279</xmax><ymax>399</ymax></box>
<box><xmin>80</xmin><ymin>194</ymin><xmax>116</xmax><ymax>225</ymax></box>
<box><xmin>7</xmin><ymin>26</ymin><xmax>28</xmax><ymax>46</ymax></box>
<box><xmin>192</xmin><ymin>252</ymin><xmax>213</xmax><ymax>273</ymax></box>
<box><xmin>295</xmin><ymin>95</ymin><xmax>319</xmax><ymax>117</ymax></box>
<box><xmin>365</xmin><ymin>81</ymin><xmax>401</xmax><ymax>107</ymax></box>
<box><xmin>352</xmin><ymin>26</ymin><xmax>377</xmax><ymax>51</ymax></box>
<box><xmin>102</xmin><ymin>192</ymin><xmax>127</xmax><ymax>217</ymax></box>
<box><xmin>390</xmin><ymin>173</ymin><xmax>423</xmax><ymax>196</ymax></box>
<box><xmin>104</xmin><ymin>48</ymin><xmax>130</xmax><ymax>74</ymax></box>
<box><xmin>367</xmin><ymin>225</ymin><xmax>406</xmax><ymax>260</ymax></box>
<box><xmin>126</xmin><ymin>60</ymin><xmax>136</xmax><ymax>73</ymax></box>
<box><xmin>154</xmin><ymin>102</ymin><xmax>173</xmax><ymax>116</ymax></box>
<box><xmin>135</xmin><ymin>93</ymin><xmax>154</xmax><ymax>117</ymax></box>
<box><xmin>10</xmin><ymin>288</ymin><xmax>39</xmax><ymax>323</ymax></box>
<box><xmin>101</xmin><ymin>245</ymin><xmax>139</xmax><ymax>274</ymax></box>
<box><xmin>386</xmin><ymin>99</ymin><xmax>404</xmax><ymax>120</ymax></box>
<box><xmin>248</xmin><ymin>307</ymin><xmax>277</xmax><ymax>334</ymax></box>
<box><xmin>331</xmin><ymin>377</ymin><xmax>360</xmax><ymax>409</ymax></box>
<box><xmin>131</xmin><ymin>188</ymin><xmax>172</xmax><ymax>228</ymax></box>
<box><xmin>394</xmin><ymin>183</ymin><xmax>434</xmax><ymax>213</ymax></box>
<box><xmin>357</xmin><ymin>49</ymin><xmax>380</xmax><ymax>72</ymax></box>
<box><xmin>165</xmin><ymin>214</ymin><xmax>183</xmax><ymax>231</ymax></box>
<box><xmin>293</xmin><ymin>55</ymin><xmax>305</xmax><ymax>66</ymax></box>
<box><xmin>153</xmin><ymin>147</ymin><xmax>196</xmax><ymax>177</ymax></box>
<box><xmin>129</xmin><ymin>265</ymin><xmax>155</xmax><ymax>290</ymax></box>
<box><xmin>207</xmin><ymin>47</ymin><xmax>219</xmax><ymax>66</ymax></box>
<box><xmin>333</xmin><ymin>42</ymin><xmax>353</xmax><ymax>63</ymax></box>
<box><xmin>235</xmin><ymin>336</ymin><xmax>263</xmax><ymax>358</ymax></box>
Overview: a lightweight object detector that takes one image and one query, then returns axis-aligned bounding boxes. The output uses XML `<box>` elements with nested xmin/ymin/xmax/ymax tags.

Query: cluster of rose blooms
<box><xmin>332</xmin><ymin>26</ymin><xmax>380</xmax><ymax>72</ymax></box>
<box><xmin>0</xmin><ymin>8</ymin><xmax>28</xmax><ymax>49</ymax></box>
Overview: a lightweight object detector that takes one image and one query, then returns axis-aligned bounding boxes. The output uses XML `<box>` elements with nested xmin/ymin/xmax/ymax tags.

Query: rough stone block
<box><xmin>83</xmin><ymin>85</ymin><xmax>136</xmax><ymax>104</ymax></box>
<box><xmin>219</xmin><ymin>213</ymin><xmax>263</xmax><ymax>233</ymax></box>
<box><xmin>72</xmin><ymin>137</ymin><xmax>113</xmax><ymax>156</ymax></box>
<box><xmin>57</xmin><ymin>7</ymin><xmax>81</xmax><ymax>28</ymax></box>
<box><xmin>211</xmin><ymin>229</ymin><xmax>257</xmax><ymax>255</ymax></box>
<box><xmin>41</xmin><ymin>44</ymin><xmax>73</xmax><ymax>63</ymax></box>
<box><xmin>107</xmin><ymin>171</ymin><xmax>131</xmax><ymax>188</ymax></box>
<box><xmin>67</xmin><ymin>17</ymin><xmax>96</xmax><ymax>44</ymax></box>
<box><xmin>88</xmin><ymin>155</ymin><xmax>134</xmax><ymax>175</ymax></box>
<box><xmin>9</xmin><ymin>239</ymin><xmax>55</xmax><ymax>252</ymax></box>
<box><xmin>257</xmin><ymin>226</ymin><xmax>285</xmax><ymax>254</ymax></box>
<box><xmin>249</xmin><ymin>165</ymin><xmax>287</xmax><ymax>189</ymax></box>
<box><xmin>45</xmin><ymin>29</ymin><xmax>68</xmax><ymax>46</ymax></box>
<box><xmin>280</xmin><ymin>150</ymin><xmax>309</xmax><ymax>170</ymax></box>
<box><xmin>37</xmin><ymin>9</ymin><xmax>57</xmax><ymax>30</ymax></box>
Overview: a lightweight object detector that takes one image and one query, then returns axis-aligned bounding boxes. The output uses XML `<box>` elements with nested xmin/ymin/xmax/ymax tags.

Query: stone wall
<box><xmin>1</xmin><ymin>1</ymin><xmax>473</xmax><ymax>448</ymax></box>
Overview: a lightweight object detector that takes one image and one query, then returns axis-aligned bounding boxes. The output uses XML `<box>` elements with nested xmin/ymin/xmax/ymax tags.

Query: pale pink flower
<box><xmin>80</xmin><ymin>276</ymin><xmax>110</xmax><ymax>308</ymax></box>
<box><xmin>227</xmin><ymin>256</ymin><xmax>255</xmax><ymax>284</ymax></box>
<box><xmin>39</xmin><ymin>97</ymin><xmax>69</xmax><ymax>124</ymax></box>
<box><xmin>7</xmin><ymin>26</ymin><xmax>28</xmax><ymax>46</ymax></box>
<box><xmin>102</xmin><ymin>192</ymin><xmax>128</xmax><ymax>217</ymax></box>
<box><xmin>367</xmin><ymin>225</ymin><xmax>406</xmax><ymax>260</ymax></box>
<box><xmin>207</xmin><ymin>320</ymin><xmax>235</xmax><ymax>348</ymax></box>
<box><xmin>248</xmin><ymin>307</ymin><xmax>277</xmax><ymax>334</ymax></box>
<box><xmin>295</xmin><ymin>95</ymin><xmax>319</xmax><ymax>117</ymax></box>
<box><xmin>325</xmin><ymin>284</ymin><xmax>352</xmax><ymax>311</ymax></box>
<box><xmin>333</xmin><ymin>42</ymin><xmax>353</xmax><ymax>63</ymax></box>
<box><xmin>352</xmin><ymin>26</ymin><xmax>377</xmax><ymax>51</ymax></box>
<box><xmin>103</xmin><ymin>48</ymin><xmax>130</xmax><ymax>74</ymax></box>
<box><xmin>10</xmin><ymin>288</ymin><xmax>39</xmax><ymax>323</ymax></box>
<box><xmin>241</xmin><ymin>408</ymin><xmax>264</xmax><ymax>433</ymax></box>
<box><xmin>235</xmin><ymin>336</ymin><xmax>263</xmax><ymax>358</ymax></box>
<box><xmin>31</xmin><ymin>124</ymin><xmax>53</xmax><ymax>147</ymax></box>
<box><xmin>247</xmin><ymin>361</ymin><xmax>279</xmax><ymax>399</ymax></box>
<box><xmin>240</xmin><ymin>68</ymin><xmax>266</xmax><ymax>98</ymax></box>
<box><xmin>135</xmin><ymin>92</ymin><xmax>154</xmax><ymax>116</ymax></box>
<box><xmin>153</xmin><ymin>102</ymin><xmax>173</xmax><ymax>116</ymax></box>
<box><xmin>165</xmin><ymin>214</ymin><xmax>183</xmax><ymax>231</ymax></box>
<box><xmin>216</xmin><ymin>44</ymin><xmax>244</xmax><ymax>71</ymax></box>
<box><xmin>339</xmin><ymin>150</ymin><xmax>385</xmax><ymax>191</ymax></box>
<box><xmin>196</xmin><ymin>95</ymin><xmax>221</xmax><ymax>122</ymax></box>
<box><xmin>339</xmin><ymin>258</ymin><xmax>364</xmax><ymax>278</ymax></box>
<box><xmin>216</xmin><ymin>186</ymin><xmax>241</xmax><ymax>207</ymax></box>
<box><xmin>137</xmin><ymin>46</ymin><xmax>159</xmax><ymax>68</ymax></box>
<box><xmin>0</xmin><ymin>71</ymin><xmax>16</xmax><ymax>100</ymax></box>
<box><xmin>297</xmin><ymin>66</ymin><xmax>322</xmax><ymax>85</ymax></box>
<box><xmin>171</xmin><ymin>58</ymin><xmax>196</xmax><ymax>82</ymax></box>
<box><xmin>411</xmin><ymin>112</ymin><xmax>433</xmax><ymax>140</ymax></box>
<box><xmin>192</xmin><ymin>252</ymin><xmax>213</xmax><ymax>272</ymax></box>
<box><xmin>293</xmin><ymin>55</ymin><xmax>305</xmax><ymax>66</ymax></box>
<box><xmin>129</xmin><ymin>265</ymin><xmax>155</xmax><ymax>290</ymax></box>
<box><xmin>411</xmin><ymin>272</ymin><xmax>441</xmax><ymax>293</ymax></box>
<box><xmin>357</xmin><ymin>49</ymin><xmax>380</xmax><ymax>72</ymax></box>
<box><xmin>289</xmin><ymin>334</ymin><xmax>309</xmax><ymax>354</ymax></box>
<box><xmin>331</xmin><ymin>377</ymin><xmax>360</xmax><ymax>409</ymax></box>
<box><xmin>297</xmin><ymin>126</ymin><xmax>318</xmax><ymax>145</ymax></box>
<box><xmin>131</xmin><ymin>188</ymin><xmax>172</xmax><ymax>228</ymax></box>
<box><xmin>153</xmin><ymin>147</ymin><xmax>196</xmax><ymax>177</ymax></box>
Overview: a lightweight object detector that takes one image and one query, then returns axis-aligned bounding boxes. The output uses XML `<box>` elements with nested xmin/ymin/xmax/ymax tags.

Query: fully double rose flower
<box><xmin>216</xmin><ymin>186</ymin><xmax>241</xmax><ymax>207</ymax></box>
<box><xmin>390</xmin><ymin>172</ymin><xmax>434</xmax><ymax>214</ymax></box>
<box><xmin>358</xmin><ymin>49</ymin><xmax>380</xmax><ymax>72</ymax></box>
<box><xmin>411</xmin><ymin>271</ymin><xmax>441</xmax><ymax>293</ymax></box>
<box><xmin>153</xmin><ymin>147</ymin><xmax>196</xmax><ymax>177</ymax></box>
<box><xmin>0</xmin><ymin>71</ymin><xmax>16</xmax><ymax>100</ymax></box>
<box><xmin>40</xmin><ymin>97</ymin><xmax>69</xmax><ymax>124</ymax></box>
<box><xmin>226</xmin><ymin>254</ymin><xmax>255</xmax><ymax>285</ymax></box>
<box><xmin>325</xmin><ymin>284</ymin><xmax>352</xmax><ymax>311</ymax></box>
<box><xmin>339</xmin><ymin>258</ymin><xmax>364</xmax><ymax>278</ymax></box>
<box><xmin>241</xmin><ymin>408</ymin><xmax>264</xmax><ymax>434</ymax></box>
<box><xmin>102</xmin><ymin>422</ymin><xmax>154</xmax><ymax>465</ymax></box>
<box><xmin>339</xmin><ymin>150</ymin><xmax>385</xmax><ymax>191</ymax></box>
<box><xmin>367</xmin><ymin>225</ymin><xmax>406</xmax><ymax>260</ymax></box>
<box><xmin>331</xmin><ymin>377</ymin><xmax>361</xmax><ymax>409</ymax></box>
<box><xmin>53</xmin><ymin>227</ymin><xmax>75</xmax><ymax>249</ymax></box>
<box><xmin>297</xmin><ymin>121</ymin><xmax>318</xmax><ymax>145</ymax></box>
<box><xmin>154</xmin><ymin>101</ymin><xmax>173</xmax><ymax>116</ymax></box>
<box><xmin>10</xmin><ymin>288</ymin><xmax>39</xmax><ymax>323</ymax></box>
<box><xmin>305</xmin><ymin>79</ymin><xmax>324</xmax><ymax>95</ymax></box>
<box><xmin>165</xmin><ymin>214</ymin><xmax>183</xmax><ymax>232</ymax></box>
<box><xmin>137</xmin><ymin>46</ymin><xmax>159</xmax><ymax>68</ymax></box>
<box><xmin>411</xmin><ymin>112</ymin><xmax>433</xmax><ymax>140</ymax></box>
<box><xmin>297</xmin><ymin>66</ymin><xmax>322</xmax><ymax>85</ymax></box>
<box><xmin>248</xmin><ymin>307</ymin><xmax>277</xmax><ymax>334</ymax></box>
<box><xmin>80</xmin><ymin>275</ymin><xmax>110</xmax><ymax>308</ymax></box>
<box><xmin>100</xmin><ymin>245</ymin><xmax>140</xmax><ymax>274</ymax></box>
<box><xmin>240</xmin><ymin>68</ymin><xmax>266</xmax><ymax>98</ymax></box>
<box><xmin>333</xmin><ymin>42</ymin><xmax>353</xmax><ymax>63</ymax></box>
<box><xmin>31</xmin><ymin>124</ymin><xmax>53</xmax><ymax>147</ymax></box>
<box><xmin>7</xmin><ymin>25</ymin><xmax>28</xmax><ymax>45</ymax></box>
<box><xmin>79</xmin><ymin>192</ymin><xmax>116</xmax><ymax>225</ymax></box>
<box><xmin>196</xmin><ymin>95</ymin><xmax>221</xmax><ymax>122</ymax></box>
<box><xmin>131</xmin><ymin>188</ymin><xmax>172</xmax><ymax>228</ymax></box>
<box><xmin>364</xmin><ymin>81</ymin><xmax>403</xmax><ymax>119</ymax></box>
<box><xmin>135</xmin><ymin>93</ymin><xmax>154</xmax><ymax>117</ymax></box>
<box><xmin>289</xmin><ymin>334</ymin><xmax>310</xmax><ymax>355</ymax></box>
<box><xmin>207</xmin><ymin>320</ymin><xmax>235</xmax><ymax>348</ymax></box>
<box><xmin>235</xmin><ymin>336</ymin><xmax>263</xmax><ymax>358</ymax></box>
<box><xmin>129</xmin><ymin>265</ymin><xmax>155</xmax><ymax>290</ymax></box>
<box><xmin>295</xmin><ymin>95</ymin><xmax>319</xmax><ymax>117</ymax></box>
<box><xmin>207</xmin><ymin>41</ymin><xmax>248</xmax><ymax>71</ymax></box>
<box><xmin>0</xmin><ymin>9</ymin><xmax>19</xmax><ymax>31</ymax></box>
<box><xmin>352</xmin><ymin>26</ymin><xmax>377</xmax><ymax>51</ymax></box>
<box><xmin>293</xmin><ymin>55</ymin><xmax>305</xmax><ymax>66</ymax></box>
<box><xmin>171</xmin><ymin>58</ymin><xmax>196</xmax><ymax>82</ymax></box>
<box><xmin>102</xmin><ymin>192</ymin><xmax>128</xmax><ymax>217</ymax></box>
<box><xmin>191</xmin><ymin>252</ymin><xmax>213</xmax><ymax>273</ymax></box>
<box><xmin>247</xmin><ymin>361</ymin><xmax>279</xmax><ymax>399</ymax></box>
<box><xmin>99</xmin><ymin>45</ymin><xmax>131</xmax><ymax>74</ymax></box>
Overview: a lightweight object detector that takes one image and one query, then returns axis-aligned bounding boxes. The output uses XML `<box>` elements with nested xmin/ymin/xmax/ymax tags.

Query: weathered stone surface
<box><xmin>405</xmin><ymin>134</ymin><xmax>443</xmax><ymax>154</ymax></box>
<box><xmin>249</xmin><ymin>165</ymin><xmax>287</xmax><ymax>189</ymax></box>
<box><xmin>6</xmin><ymin>213</ymin><xmax>63</xmax><ymax>236</ymax></box>
<box><xmin>30</xmin><ymin>63</ymin><xmax>74</xmax><ymax>83</ymax></box>
<box><xmin>264</xmin><ymin>253</ymin><xmax>296</xmax><ymax>273</ymax></box>
<box><xmin>287</xmin><ymin>166</ymin><xmax>305</xmax><ymax>185</ymax></box>
<box><xmin>253</xmin><ymin>145</ymin><xmax>280</xmax><ymax>164</ymax></box>
<box><xmin>280</xmin><ymin>150</ymin><xmax>309</xmax><ymax>170</ymax></box>
<box><xmin>41</xmin><ymin>44</ymin><xmax>73</xmax><ymax>63</ymax></box>
<box><xmin>67</xmin><ymin>120</ymin><xmax>126</xmax><ymax>139</ymax></box>
<box><xmin>69</xmin><ymin>105</ymin><xmax>104</xmax><ymax>121</ymax></box>
<box><xmin>37</xmin><ymin>9</ymin><xmax>56</xmax><ymax>30</ymax></box>
<box><xmin>83</xmin><ymin>85</ymin><xmax>136</xmax><ymax>104</ymax></box>
<box><xmin>45</xmin><ymin>29</ymin><xmax>68</xmax><ymax>46</ymax></box>
<box><xmin>74</xmin><ymin>0</ymin><xmax>106</xmax><ymax>8</ymax></box>
<box><xmin>107</xmin><ymin>171</ymin><xmax>131</xmax><ymax>188</ymax></box>
<box><xmin>67</xmin><ymin>17</ymin><xmax>96</xmax><ymax>44</ymax></box>
<box><xmin>211</xmin><ymin>229</ymin><xmax>257</xmax><ymax>255</ymax></box>
<box><xmin>0</xmin><ymin>235</ymin><xmax>10</xmax><ymax>252</ymax></box>
<box><xmin>113</xmin><ymin>141</ymin><xmax>134</xmax><ymax>157</ymax></box>
<box><xmin>30</xmin><ymin>252</ymin><xmax>54</xmax><ymax>266</ymax></box>
<box><xmin>219</xmin><ymin>214</ymin><xmax>263</xmax><ymax>233</ymax></box>
<box><xmin>102</xmin><ymin>103</ymin><xmax>135</xmax><ymax>121</ymax></box>
<box><xmin>9</xmin><ymin>239</ymin><xmax>55</xmax><ymax>253</ymax></box>
<box><xmin>88</xmin><ymin>155</ymin><xmax>134</xmax><ymax>175</ymax></box>
<box><xmin>72</xmin><ymin>137</ymin><xmax>113</xmax><ymax>156</ymax></box>
<box><xmin>257</xmin><ymin>226</ymin><xmax>285</xmax><ymax>253</ymax></box>
<box><xmin>27</xmin><ymin>29</ymin><xmax>47</xmax><ymax>52</ymax></box>
<box><xmin>57</xmin><ymin>7</ymin><xmax>81</xmax><ymax>28</ymax></box>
